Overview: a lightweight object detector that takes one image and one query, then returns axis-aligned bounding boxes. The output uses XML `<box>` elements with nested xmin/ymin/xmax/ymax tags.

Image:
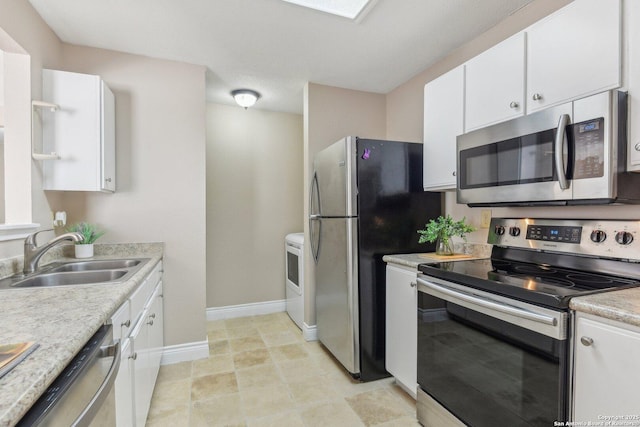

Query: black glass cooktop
<box><xmin>418</xmin><ymin>258</ymin><xmax>640</xmax><ymax>309</ymax></box>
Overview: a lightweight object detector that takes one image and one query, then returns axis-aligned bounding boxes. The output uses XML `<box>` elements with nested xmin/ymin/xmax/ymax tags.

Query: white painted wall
<box><xmin>206</xmin><ymin>103</ymin><xmax>303</xmax><ymax>308</ymax></box>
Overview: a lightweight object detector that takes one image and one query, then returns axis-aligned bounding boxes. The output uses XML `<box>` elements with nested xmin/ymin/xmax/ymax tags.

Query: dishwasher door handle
<box><xmin>72</xmin><ymin>339</ymin><xmax>121</xmax><ymax>427</ymax></box>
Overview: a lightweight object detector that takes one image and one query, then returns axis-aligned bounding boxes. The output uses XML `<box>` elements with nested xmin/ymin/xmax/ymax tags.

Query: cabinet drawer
<box><xmin>111</xmin><ymin>300</ymin><xmax>131</xmax><ymax>341</ymax></box>
<box><xmin>130</xmin><ymin>260</ymin><xmax>163</xmax><ymax>325</ymax></box>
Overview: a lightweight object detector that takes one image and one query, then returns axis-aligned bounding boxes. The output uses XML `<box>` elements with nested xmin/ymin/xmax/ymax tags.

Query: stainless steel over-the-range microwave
<box><xmin>456</xmin><ymin>90</ymin><xmax>640</xmax><ymax>206</ymax></box>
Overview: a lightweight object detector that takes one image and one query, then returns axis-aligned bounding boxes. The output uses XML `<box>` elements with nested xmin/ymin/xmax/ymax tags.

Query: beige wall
<box><xmin>385</xmin><ymin>0</ymin><xmax>585</xmax><ymax>243</ymax></box>
<box><xmin>51</xmin><ymin>45</ymin><xmax>207</xmax><ymax>347</ymax></box>
<box><xmin>206</xmin><ymin>103</ymin><xmax>303</xmax><ymax>308</ymax></box>
<box><xmin>0</xmin><ymin>0</ymin><xmax>64</xmax><ymax>258</ymax></box>
<box><xmin>303</xmin><ymin>82</ymin><xmax>386</xmax><ymax>326</ymax></box>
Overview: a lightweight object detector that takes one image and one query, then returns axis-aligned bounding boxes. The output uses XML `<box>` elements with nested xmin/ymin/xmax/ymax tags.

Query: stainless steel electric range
<box><xmin>416</xmin><ymin>218</ymin><xmax>640</xmax><ymax>427</ymax></box>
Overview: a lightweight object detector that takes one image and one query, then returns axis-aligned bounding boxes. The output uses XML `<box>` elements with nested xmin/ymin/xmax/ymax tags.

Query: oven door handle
<box><xmin>417</xmin><ymin>278</ymin><xmax>558</xmax><ymax>327</ymax></box>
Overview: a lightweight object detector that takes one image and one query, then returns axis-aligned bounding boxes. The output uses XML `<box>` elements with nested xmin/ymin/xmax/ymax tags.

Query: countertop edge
<box><xmin>0</xmin><ymin>243</ymin><xmax>164</xmax><ymax>426</ymax></box>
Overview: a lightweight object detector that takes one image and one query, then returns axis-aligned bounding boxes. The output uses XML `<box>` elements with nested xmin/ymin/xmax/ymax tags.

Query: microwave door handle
<box><xmin>555</xmin><ymin>114</ymin><xmax>570</xmax><ymax>190</ymax></box>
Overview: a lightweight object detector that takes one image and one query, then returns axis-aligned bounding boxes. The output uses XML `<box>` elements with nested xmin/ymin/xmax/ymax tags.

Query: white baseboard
<box><xmin>161</xmin><ymin>340</ymin><xmax>209</xmax><ymax>365</ymax></box>
<box><xmin>303</xmin><ymin>322</ymin><xmax>318</xmax><ymax>341</ymax></box>
<box><xmin>206</xmin><ymin>299</ymin><xmax>286</xmax><ymax>321</ymax></box>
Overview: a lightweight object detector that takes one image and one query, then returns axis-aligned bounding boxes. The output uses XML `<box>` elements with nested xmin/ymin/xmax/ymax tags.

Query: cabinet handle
<box><xmin>129</xmin><ymin>352</ymin><xmax>137</xmax><ymax>360</ymax></box>
<box><xmin>635</xmin><ymin>143</ymin><xmax>640</xmax><ymax>152</ymax></box>
<box><xmin>509</xmin><ymin>101</ymin><xmax>519</xmax><ymax>109</ymax></box>
<box><xmin>532</xmin><ymin>93</ymin><xmax>543</xmax><ymax>101</ymax></box>
<box><xmin>147</xmin><ymin>319</ymin><xmax>154</xmax><ymax>326</ymax></box>
<box><xmin>452</xmin><ymin>171</ymin><xmax>456</xmax><ymax>177</ymax></box>
<box><xmin>121</xmin><ymin>319</ymin><xmax>131</xmax><ymax>328</ymax></box>
<box><xmin>580</xmin><ymin>336</ymin><xmax>594</xmax><ymax>346</ymax></box>
<box><xmin>150</xmin><ymin>313</ymin><xmax>156</xmax><ymax>319</ymax></box>
<box><xmin>410</xmin><ymin>281</ymin><xmax>417</xmax><ymax>288</ymax></box>
<box><xmin>105</xmin><ymin>178</ymin><xmax>112</xmax><ymax>183</ymax></box>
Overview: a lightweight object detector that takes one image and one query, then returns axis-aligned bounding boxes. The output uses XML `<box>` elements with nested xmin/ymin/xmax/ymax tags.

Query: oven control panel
<box><xmin>489</xmin><ymin>218</ymin><xmax>640</xmax><ymax>261</ymax></box>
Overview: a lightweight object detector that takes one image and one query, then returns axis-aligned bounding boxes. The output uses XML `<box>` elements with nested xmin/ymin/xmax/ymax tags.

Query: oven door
<box><xmin>416</xmin><ymin>275</ymin><xmax>569</xmax><ymax>427</ymax></box>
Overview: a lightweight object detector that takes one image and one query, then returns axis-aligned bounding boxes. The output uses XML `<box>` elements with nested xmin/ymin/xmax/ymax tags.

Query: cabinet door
<box><xmin>42</xmin><ymin>69</ymin><xmax>116</xmax><ymax>192</ymax></box>
<box><xmin>526</xmin><ymin>0</ymin><xmax>621</xmax><ymax>113</ymax></box>
<box><xmin>101</xmin><ymin>81</ymin><xmax>116</xmax><ymax>192</ymax></box>
<box><xmin>573</xmin><ymin>315</ymin><xmax>640</xmax><ymax>420</ymax></box>
<box><xmin>130</xmin><ymin>307</ymin><xmax>151</xmax><ymax>427</ymax></box>
<box><xmin>148</xmin><ymin>282</ymin><xmax>164</xmax><ymax>387</ymax></box>
<box><xmin>115</xmin><ymin>338</ymin><xmax>134</xmax><ymax>427</ymax></box>
<box><xmin>385</xmin><ymin>264</ymin><xmax>418</xmax><ymax>398</ymax></box>
<box><xmin>625</xmin><ymin>0</ymin><xmax>640</xmax><ymax>171</ymax></box>
<box><xmin>465</xmin><ymin>32</ymin><xmax>525</xmax><ymax>131</ymax></box>
<box><xmin>423</xmin><ymin>66</ymin><xmax>464</xmax><ymax>191</ymax></box>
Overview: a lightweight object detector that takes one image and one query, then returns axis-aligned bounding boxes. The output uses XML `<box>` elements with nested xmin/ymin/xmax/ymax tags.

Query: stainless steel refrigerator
<box><xmin>309</xmin><ymin>136</ymin><xmax>442</xmax><ymax>381</ymax></box>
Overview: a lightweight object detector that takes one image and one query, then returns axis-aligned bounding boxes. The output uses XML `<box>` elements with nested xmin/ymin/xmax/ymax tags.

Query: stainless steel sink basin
<box><xmin>0</xmin><ymin>258</ymin><xmax>150</xmax><ymax>289</ymax></box>
<box><xmin>12</xmin><ymin>270</ymin><xmax>128</xmax><ymax>288</ymax></box>
<box><xmin>49</xmin><ymin>259</ymin><xmax>142</xmax><ymax>272</ymax></box>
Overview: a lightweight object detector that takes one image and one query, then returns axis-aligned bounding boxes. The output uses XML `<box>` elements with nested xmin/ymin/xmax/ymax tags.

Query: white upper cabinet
<box><xmin>526</xmin><ymin>0</ymin><xmax>621</xmax><ymax>113</ymax></box>
<box><xmin>423</xmin><ymin>65</ymin><xmax>464</xmax><ymax>191</ymax></box>
<box><xmin>42</xmin><ymin>69</ymin><xmax>116</xmax><ymax>192</ymax></box>
<box><xmin>625</xmin><ymin>0</ymin><xmax>640</xmax><ymax>171</ymax></box>
<box><xmin>465</xmin><ymin>32</ymin><xmax>526</xmax><ymax>131</ymax></box>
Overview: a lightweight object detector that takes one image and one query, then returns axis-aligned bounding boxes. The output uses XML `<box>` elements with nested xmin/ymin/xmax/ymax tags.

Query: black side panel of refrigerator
<box><xmin>355</xmin><ymin>138</ymin><xmax>443</xmax><ymax>381</ymax></box>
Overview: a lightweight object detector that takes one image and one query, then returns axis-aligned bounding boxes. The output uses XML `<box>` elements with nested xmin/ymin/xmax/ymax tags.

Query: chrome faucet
<box><xmin>23</xmin><ymin>229</ymin><xmax>84</xmax><ymax>275</ymax></box>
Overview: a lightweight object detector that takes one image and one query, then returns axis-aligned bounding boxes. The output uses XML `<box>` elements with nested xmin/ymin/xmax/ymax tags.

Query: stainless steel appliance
<box><xmin>416</xmin><ymin>218</ymin><xmax>640</xmax><ymax>427</ymax></box>
<box><xmin>18</xmin><ymin>325</ymin><xmax>120</xmax><ymax>427</ymax></box>
<box><xmin>309</xmin><ymin>136</ymin><xmax>441</xmax><ymax>381</ymax></box>
<box><xmin>457</xmin><ymin>90</ymin><xmax>640</xmax><ymax>206</ymax></box>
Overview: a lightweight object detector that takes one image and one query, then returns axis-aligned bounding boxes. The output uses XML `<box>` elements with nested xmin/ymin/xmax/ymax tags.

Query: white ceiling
<box><xmin>28</xmin><ymin>0</ymin><xmax>533</xmax><ymax>114</ymax></box>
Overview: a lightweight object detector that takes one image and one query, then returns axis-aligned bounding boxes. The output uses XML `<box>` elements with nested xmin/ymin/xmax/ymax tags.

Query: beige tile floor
<box><xmin>146</xmin><ymin>312</ymin><xmax>420</xmax><ymax>427</ymax></box>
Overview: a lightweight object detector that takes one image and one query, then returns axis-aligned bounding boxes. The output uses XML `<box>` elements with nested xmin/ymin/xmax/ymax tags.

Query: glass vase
<box><xmin>435</xmin><ymin>236</ymin><xmax>454</xmax><ymax>256</ymax></box>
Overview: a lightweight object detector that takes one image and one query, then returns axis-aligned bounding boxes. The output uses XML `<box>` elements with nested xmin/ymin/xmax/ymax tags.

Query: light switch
<box><xmin>480</xmin><ymin>210</ymin><xmax>491</xmax><ymax>229</ymax></box>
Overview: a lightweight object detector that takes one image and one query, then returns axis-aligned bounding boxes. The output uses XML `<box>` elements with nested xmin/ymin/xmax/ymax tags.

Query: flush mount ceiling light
<box><xmin>231</xmin><ymin>89</ymin><xmax>261</xmax><ymax>109</ymax></box>
<box><xmin>280</xmin><ymin>0</ymin><xmax>376</xmax><ymax>20</ymax></box>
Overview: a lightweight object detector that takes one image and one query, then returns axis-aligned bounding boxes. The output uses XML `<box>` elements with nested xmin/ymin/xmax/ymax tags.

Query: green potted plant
<box><xmin>67</xmin><ymin>222</ymin><xmax>105</xmax><ymax>258</ymax></box>
<box><xmin>417</xmin><ymin>215</ymin><xmax>475</xmax><ymax>255</ymax></box>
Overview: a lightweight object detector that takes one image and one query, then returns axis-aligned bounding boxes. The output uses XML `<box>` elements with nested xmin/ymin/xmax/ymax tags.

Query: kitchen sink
<box><xmin>0</xmin><ymin>258</ymin><xmax>150</xmax><ymax>289</ymax></box>
<box><xmin>49</xmin><ymin>259</ymin><xmax>142</xmax><ymax>272</ymax></box>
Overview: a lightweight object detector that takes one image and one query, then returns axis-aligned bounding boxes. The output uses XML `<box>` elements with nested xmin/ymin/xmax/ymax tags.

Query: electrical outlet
<box><xmin>480</xmin><ymin>209</ymin><xmax>492</xmax><ymax>229</ymax></box>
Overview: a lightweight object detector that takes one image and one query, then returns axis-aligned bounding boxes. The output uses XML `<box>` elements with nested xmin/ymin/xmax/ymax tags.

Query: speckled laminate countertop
<box><xmin>383</xmin><ymin>243</ymin><xmax>640</xmax><ymax>329</ymax></box>
<box><xmin>383</xmin><ymin>243</ymin><xmax>492</xmax><ymax>269</ymax></box>
<box><xmin>0</xmin><ymin>242</ymin><xmax>163</xmax><ymax>427</ymax></box>
<box><xmin>570</xmin><ymin>287</ymin><xmax>640</xmax><ymax>328</ymax></box>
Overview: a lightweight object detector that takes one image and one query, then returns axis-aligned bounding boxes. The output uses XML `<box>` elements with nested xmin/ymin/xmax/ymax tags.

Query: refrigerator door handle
<box><xmin>309</xmin><ymin>172</ymin><xmax>321</xmax><ymax>263</ymax></box>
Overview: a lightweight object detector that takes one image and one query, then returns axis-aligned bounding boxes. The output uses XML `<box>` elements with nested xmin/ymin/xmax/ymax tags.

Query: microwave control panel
<box><xmin>572</xmin><ymin>117</ymin><xmax>605</xmax><ymax>179</ymax></box>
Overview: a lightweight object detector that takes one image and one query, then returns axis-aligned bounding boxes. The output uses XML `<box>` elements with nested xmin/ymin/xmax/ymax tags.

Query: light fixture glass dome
<box><xmin>231</xmin><ymin>89</ymin><xmax>261</xmax><ymax>109</ymax></box>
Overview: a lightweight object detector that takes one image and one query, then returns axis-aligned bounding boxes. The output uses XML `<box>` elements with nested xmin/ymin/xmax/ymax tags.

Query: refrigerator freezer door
<box><xmin>313</xmin><ymin>137</ymin><xmax>358</xmax><ymax>217</ymax></box>
<box><xmin>315</xmin><ymin>217</ymin><xmax>360</xmax><ymax>375</ymax></box>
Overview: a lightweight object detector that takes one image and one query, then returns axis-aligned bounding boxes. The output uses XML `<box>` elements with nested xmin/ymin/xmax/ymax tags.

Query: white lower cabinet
<box><xmin>572</xmin><ymin>313</ymin><xmax>640</xmax><ymax>421</ymax></box>
<box><xmin>115</xmin><ymin>339</ymin><xmax>134</xmax><ymax>427</ymax></box>
<box><xmin>112</xmin><ymin>260</ymin><xmax>164</xmax><ymax>426</ymax></box>
<box><xmin>385</xmin><ymin>263</ymin><xmax>418</xmax><ymax>398</ymax></box>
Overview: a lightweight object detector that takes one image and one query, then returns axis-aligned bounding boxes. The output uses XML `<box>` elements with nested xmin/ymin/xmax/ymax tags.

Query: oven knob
<box><xmin>590</xmin><ymin>230</ymin><xmax>607</xmax><ymax>243</ymax></box>
<box><xmin>495</xmin><ymin>225</ymin><xmax>505</xmax><ymax>236</ymax></box>
<box><xmin>509</xmin><ymin>227</ymin><xmax>521</xmax><ymax>237</ymax></box>
<box><xmin>615</xmin><ymin>231</ymin><xmax>634</xmax><ymax>245</ymax></box>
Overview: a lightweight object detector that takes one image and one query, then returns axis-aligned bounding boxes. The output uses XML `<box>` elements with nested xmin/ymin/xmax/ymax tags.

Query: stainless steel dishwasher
<box><xmin>17</xmin><ymin>324</ymin><xmax>120</xmax><ymax>427</ymax></box>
